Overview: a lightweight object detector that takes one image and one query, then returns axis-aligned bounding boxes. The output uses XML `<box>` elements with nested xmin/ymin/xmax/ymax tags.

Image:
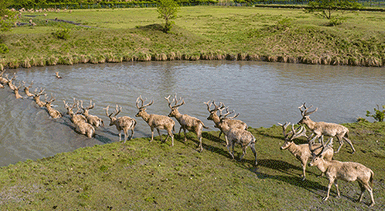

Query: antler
<box><xmin>290</xmin><ymin>124</ymin><xmax>308</xmax><ymax>140</ymax></box>
<box><xmin>165</xmin><ymin>95</ymin><xmax>174</xmax><ymax>109</ymax></box>
<box><xmin>204</xmin><ymin>100</ymin><xmax>221</xmax><ymax>113</ymax></box>
<box><xmin>34</xmin><ymin>88</ymin><xmax>45</xmax><ymax>96</ymax></box>
<box><xmin>278</xmin><ymin>122</ymin><xmax>292</xmax><ymax>139</ymax></box>
<box><xmin>298</xmin><ymin>103</ymin><xmax>318</xmax><ymax>117</ymax></box>
<box><xmin>114</xmin><ymin>104</ymin><xmax>121</xmax><ymax>117</ymax></box>
<box><xmin>136</xmin><ymin>95</ymin><xmax>153</xmax><ymax>109</ymax></box>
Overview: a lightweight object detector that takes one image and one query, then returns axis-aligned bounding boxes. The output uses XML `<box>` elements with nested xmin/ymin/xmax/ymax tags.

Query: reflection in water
<box><xmin>1</xmin><ymin>60</ymin><xmax>385</xmax><ymax>166</ymax></box>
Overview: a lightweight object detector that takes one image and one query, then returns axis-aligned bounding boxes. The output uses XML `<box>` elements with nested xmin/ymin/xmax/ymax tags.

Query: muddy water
<box><xmin>1</xmin><ymin>60</ymin><xmax>384</xmax><ymax>166</ymax></box>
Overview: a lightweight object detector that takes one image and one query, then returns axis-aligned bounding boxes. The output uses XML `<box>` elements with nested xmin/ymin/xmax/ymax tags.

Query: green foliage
<box><xmin>52</xmin><ymin>28</ymin><xmax>71</xmax><ymax>40</ymax></box>
<box><xmin>328</xmin><ymin>16</ymin><xmax>346</xmax><ymax>26</ymax></box>
<box><xmin>0</xmin><ymin>43</ymin><xmax>9</xmax><ymax>53</ymax></box>
<box><xmin>307</xmin><ymin>0</ymin><xmax>363</xmax><ymax>19</ymax></box>
<box><xmin>156</xmin><ymin>0</ymin><xmax>180</xmax><ymax>33</ymax></box>
<box><xmin>366</xmin><ymin>105</ymin><xmax>385</xmax><ymax>122</ymax></box>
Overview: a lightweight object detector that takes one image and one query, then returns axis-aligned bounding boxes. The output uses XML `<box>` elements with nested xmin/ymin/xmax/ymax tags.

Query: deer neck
<box><xmin>173</xmin><ymin>111</ymin><xmax>183</xmax><ymax>122</ymax></box>
<box><xmin>140</xmin><ymin>111</ymin><xmax>151</xmax><ymax>122</ymax></box>
<box><xmin>314</xmin><ymin>159</ymin><xmax>331</xmax><ymax>173</ymax></box>
<box><xmin>219</xmin><ymin>122</ymin><xmax>231</xmax><ymax>135</ymax></box>
<box><xmin>212</xmin><ymin>113</ymin><xmax>221</xmax><ymax>125</ymax></box>
<box><xmin>285</xmin><ymin>142</ymin><xmax>299</xmax><ymax>154</ymax></box>
<box><xmin>83</xmin><ymin>110</ymin><xmax>89</xmax><ymax>117</ymax></box>
<box><xmin>304</xmin><ymin>118</ymin><xmax>316</xmax><ymax>130</ymax></box>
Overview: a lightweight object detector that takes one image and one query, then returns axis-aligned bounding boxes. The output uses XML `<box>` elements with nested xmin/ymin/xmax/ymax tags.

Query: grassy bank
<box><xmin>0</xmin><ymin>121</ymin><xmax>384</xmax><ymax>210</ymax></box>
<box><xmin>1</xmin><ymin>6</ymin><xmax>385</xmax><ymax>68</ymax></box>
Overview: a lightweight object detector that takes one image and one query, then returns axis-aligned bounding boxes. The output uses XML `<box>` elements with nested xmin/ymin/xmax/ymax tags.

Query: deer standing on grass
<box><xmin>135</xmin><ymin>96</ymin><xmax>175</xmax><ymax>146</ymax></box>
<box><xmin>33</xmin><ymin>88</ymin><xmax>46</xmax><ymax>107</ymax></box>
<box><xmin>44</xmin><ymin>94</ymin><xmax>62</xmax><ymax>119</ymax></box>
<box><xmin>278</xmin><ymin>122</ymin><xmax>333</xmax><ymax>181</ymax></box>
<box><xmin>63</xmin><ymin>99</ymin><xmax>95</xmax><ymax>138</ymax></box>
<box><xmin>166</xmin><ymin>95</ymin><xmax>209</xmax><ymax>152</ymax></box>
<box><xmin>204</xmin><ymin>100</ymin><xmax>247</xmax><ymax>145</ymax></box>
<box><xmin>308</xmin><ymin>138</ymin><xmax>375</xmax><ymax>207</ymax></box>
<box><xmin>22</xmin><ymin>81</ymin><xmax>35</xmax><ymax>97</ymax></box>
<box><xmin>80</xmin><ymin>100</ymin><xmax>104</xmax><ymax>128</ymax></box>
<box><xmin>104</xmin><ymin>104</ymin><xmax>136</xmax><ymax>143</ymax></box>
<box><xmin>298</xmin><ymin>103</ymin><xmax>355</xmax><ymax>154</ymax></box>
<box><xmin>13</xmin><ymin>82</ymin><xmax>23</xmax><ymax>99</ymax></box>
<box><xmin>215</xmin><ymin>108</ymin><xmax>257</xmax><ymax>165</ymax></box>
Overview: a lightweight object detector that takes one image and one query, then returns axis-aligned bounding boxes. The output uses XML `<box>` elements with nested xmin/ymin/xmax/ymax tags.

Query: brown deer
<box><xmin>80</xmin><ymin>100</ymin><xmax>104</xmax><ymax>128</ymax></box>
<box><xmin>308</xmin><ymin>138</ymin><xmax>375</xmax><ymax>207</ymax></box>
<box><xmin>13</xmin><ymin>82</ymin><xmax>23</xmax><ymax>99</ymax></box>
<box><xmin>214</xmin><ymin>108</ymin><xmax>257</xmax><ymax>165</ymax></box>
<box><xmin>55</xmin><ymin>72</ymin><xmax>62</xmax><ymax>79</ymax></box>
<box><xmin>278</xmin><ymin>122</ymin><xmax>334</xmax><ymax>181</ymax></box>
<box><xmin>0</xmin><ymin>70</ymin><xmax>7</xmax><ymax>85</ymax></box>
<box><xmin>135</xmin><ymin>96</ymin><xmax>175</xmax><ymax>146</ymax></box>
<box><xmin>166</xmin><ymin>95</ymin><xmax>209</xmax><ymax>152</ymax></box>
<box><xmin>204</xmin><ymin>100</ymin><xmax>247</xmax><ymax>145</ymax></box>
<box><xmin>6</xmin><ymin>73</ymin><xmax>17</xmax><ymax>90</ymax></box>
<box><xmin>33</xmin><ymin>88</ymin><xmax>46</xmax><ymax>107</ymax></box>
<box><xmin>44</xmin><ymin>94</ymin><xmax>62</xmax><ymax>119</ymax></box>
<box><xmin>104</xmin><ymin>104</ymin><xmax>137</xmax><ymax>143</ymax></box>
<box><xmin>63</xmin><ymin>99</ymin><xmax>95</xmax><ymax>138</ymax></box>
<box><xmin>22</xmin><ymin>81</ymin><xmax>35</xmax><ymax>97</ymax></box>
<box><xmin>298</xmin><ymin>103</ymin><xmax>355</xmax><ymax>154</ymax></box>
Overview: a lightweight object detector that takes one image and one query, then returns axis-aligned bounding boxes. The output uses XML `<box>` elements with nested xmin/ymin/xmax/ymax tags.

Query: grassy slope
<box><xmin>1</xmin><ymin>6</ymin><xmax>385</xmax><ymax>67</ymax></box>
<box><xmin>0</xmin><ymin>121</ymin><xmax>384</xmax><ymax>210</ymax></box>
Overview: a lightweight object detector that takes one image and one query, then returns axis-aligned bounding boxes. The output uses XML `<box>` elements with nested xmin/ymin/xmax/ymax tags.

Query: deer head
<box><xmin>135</xmin><ymin>95</ymin><xmax>153</xmax><ymax>118</ymax></box>
<box><xmin>44</xmin><ymin>93</ymin><xmax>56</xmax><ymax>107</ymax></box>
<box><xmin>309</xmin><ymin>137</ymin><xmax>333</xmax><ymax>167</ymax></box>
<box><xmin>80</xmin><ymin>100</ymin><xmax>94</xmax><ymax>115</ymax></box>
<box><xmin>104</xmin><ymin>104</ymin><xmax>122</xmax><ymax>126</ymax></box>
<box><xmin>297</xmin><ymin>103</ymin><xmax>318</xmax><ymax>125</ymax></box>
<box><xmin>278</xmin><ymin>122</ymin><xmax>308</xmax><ymax>150</ymax></box>
<box><xmin>166</xmin><ymin>94</ymin><xmax>185</xmax><ymax>118</ymax></box>
<box><xmin>204</xmin><ymin>100</ymin><xmax>223</xmax><ymax>121</ymax></box>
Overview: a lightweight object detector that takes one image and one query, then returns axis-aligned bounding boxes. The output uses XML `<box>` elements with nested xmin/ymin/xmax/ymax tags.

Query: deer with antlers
<box><xmin>80</xmin><ymin>100</ymin><xmax>104</xmax><ymax>128</ymax></box>
<box><xmin>308</xmin><ymin>138</ymin><xmax>375</xmax><ymax>207</ymax></box>
<box><xmin>63</xmin><ymin>99</ymin><xmax>95</xmax><ymax>138</ymax></box>
<box><xmin>22</xmin><ymin>81</ymin><xmax>35</xmax><ymax>97</ymax></box>
<box><xmin>44</xmin><ymin>94</ymin><xmax>62</xmax><ymax>119</ymax></box>
<box><xmin>33</xmin><ymin>88</ymin><xmax>46</xmax><ymax>107</ymax></box>
<box><xmin>298</xmin><ymin>103</ymin><xmax>355</xmax><ymax>154</ymax></box>
<box><xmin>278</xmin><ymin>122</ymin><xmax>334</xmax><ymax>181</ymax></box>
<box><xmin>204</xmin><ymin>100</ymin><xmax>247</xmax><ymax>145</ymax></box>
<box><xmin>104</xmin><ymin>104</ymin><xmax>136</xmax><ymax>143</ymax></box>
<box><xmin>12</xmin><ymin>82</ymin><xmax>23</xmax><ymax>99</ymax></box>
<box><xmin>215</xmin><ymin>108</ymin><xmax>257</xmax><ymax>165</ymax></box>
<box><xmin>0</xmin><ymin>70</ymin><xmax>7</xmax><ymax>85</ymax></box>
<box><xmin>6</xmin><ymin>73</ymin><xmax>17</xmax><ymax>90</ymax></box>
<box><xmin>166</xmin><ymin>95</ymin><xmax>209</xmax><ymax>152</ymax></box>
<box><xmin>136</xmin><ymin>96</ymin><xmax>175</xmax><ymax>146</ymax></box>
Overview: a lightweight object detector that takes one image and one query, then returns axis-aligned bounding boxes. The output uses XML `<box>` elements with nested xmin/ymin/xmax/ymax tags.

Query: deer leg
<box><xmin>197</xmin><ymin>130</ymin><xmax>203</xmax><ymax>152</ymax></box>
<box><xmin>249</xmin><ymin>142</ymin><xmax>258</xmax><ymax>166</ymax></box>
<box><xmin>343</xmin><ymin>136</ymin><xmax>355</xmax><ymax>154</ymax></box>
<box><xmin>334</xmin><ymin>180</ymin><xmax>340</xmax><ymax>198</ymax></box>
<box><xmin>130</xmin><ymin>128</ymin><xmax>135</xmax><ymax>140</ymax></box>
<box><xmin>226</xmin><ymin>142</ymin><xmax>235</xmax><ymax>159</ymax></box>
<box><xmin>118</xmin><ymin>131</ymin><xmax>122</xmax><ymax>142</ymax></box>
<box><xmin>239</xmin><ymin>145</ymin><xmax>247</xmax><ymax>161</ymax></box>
<box><xmin>150</xmin><ymin>128</ymin><xmax>154</xmax><ymax>142</ymax></box>
<box><xmin>323</xmin><ymin>177</ymin><xmax>335</xmax><ymax>201</ymax></box>
<box><xmin>357</xmin><ymin>182</ymin><xmax>366</xmax><ymax>202</ymax></box>
<box><xmin>170</xmin><ymin>130</ymin><xmax>174</xmax><ymax>146</ymax></box>
<box><xmin>123</xmin><ymin>131</ymin><xmax>128</xmax><ymax>144</ymax></box>
<box><xmin>301</xmin><ymin>162</ymin><xmax>307</xmax><ymax>181</ymax></box>
<box><xmin>178</xmin><ymin>127</ymin><xmax>182</xmax><ymax>138</ymax></box>
<box><xmin>335</xmin><ymin>136</ymin><xmax>344</xmax><ymax>153</ymax></box>
<box><xmin>157</xmin><ymin>128</ymin><xmax>163</xmax><ymax>142</ymax></box>
<box><xmin>183</xmin><ymin>128</ymin><xmax>187</xmax><ymax>142</ymax></box>
<box><xmin>218</xmin><ymin>131</ymin><xmax>222</xmax><ymax>138</ymax></box>
<box><xmin>224</xmin><ymin>135</ymin><xmax>229</xmax><ymax>146</ymax></box>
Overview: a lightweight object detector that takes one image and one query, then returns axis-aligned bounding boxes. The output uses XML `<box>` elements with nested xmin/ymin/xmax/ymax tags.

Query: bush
<box><xmin>366</xmin><ymin>105</ymin><xmax>385</xmax><ymax>122</ymax></box>
<box><xmin>52</xmin><ymin>28</ymin><xmax>71</xmax><ymax>40</ymax></box>
<box><xmin>0</xmin><ymin>43</ymin><xmax>9</xmax><ymax>54</ymax></box>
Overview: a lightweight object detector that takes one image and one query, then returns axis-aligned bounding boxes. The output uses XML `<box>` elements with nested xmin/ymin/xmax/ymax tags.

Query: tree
<box><xmin>307</xmin><ymin>0</ymin><xmax>362</xmax><ymax>20</ymax></box>
<box><xmin>156</xmin><ymin>0</ymin><xmax>179</xmax><ymax>33</ymax></box>
<box><xmin>0</xmin><ymin>0</ymin><xmax>15</xmax><ymax>32</ymax></box>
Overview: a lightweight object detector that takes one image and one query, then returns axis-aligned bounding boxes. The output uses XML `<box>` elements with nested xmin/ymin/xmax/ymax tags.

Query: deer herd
<box><xmin>0</xmin><ymin>69</ymin><xmax>376</xmax><ymax>207</ymax></box>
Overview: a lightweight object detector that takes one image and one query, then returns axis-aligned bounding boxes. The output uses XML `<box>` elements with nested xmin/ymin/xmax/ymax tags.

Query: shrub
<box><xmin>52</xmin><ymin>28</ymin><xmax>71</xmax><ymax>40</ymax></box>
<box><xmin>366</xmin><ymin>105</ymin><xmax>385</xmax><ymax>122</ymax></box>
<box><xmin>0</xmin><ymin>43</ymin><xmax>9</xmax><ymax>54</ymax></box>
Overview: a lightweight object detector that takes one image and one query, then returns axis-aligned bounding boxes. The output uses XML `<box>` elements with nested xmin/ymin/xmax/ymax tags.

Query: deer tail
<box><xmin>370</xmin><ymin>170</ymin><xmax>374</xmax><ymax>187</ymax></box>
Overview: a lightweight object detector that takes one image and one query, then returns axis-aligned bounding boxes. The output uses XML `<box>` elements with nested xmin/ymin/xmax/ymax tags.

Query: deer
<box><xmin>55</xmin><ymin>72</ymin><xmax>62</xmax><ymax>79</ymax></box>
<box><xmin>204</xmin><ymin>100</ymin><xmax>247</xmax><ymax>145</ymax></box>
<box><xmin>308</xmin><ymin>138</ymin><xmax>375</xmax><ymax>207</ymax></box>
<box><xmin>44</xmin><ymin>94</ymin><xmax>62</xmax><ymax>119</ymax></box>
<box><xmin>0</xmin><ymin>70</ymin><xmax>7</xmax><ymax>85</ymax></box>
<box><xmin>13</xmin><ymin>81</ymin><xmax>23</xmax><ymax>99</ymax></box>
<box><xmin>32</xmin><ymin>88</ymin><xmax>46</xmax><ymax>107</ymax></box>
<box><xmin>166</xmin><ymin>95</ymin><xmax>209</xmax><ymax>152</ymax></box>
<box><xmin>104</xmin><ymin>104</ymin><xmax>137</xmax><ymax>143</ymax></box>
<box><xmin>298</xmin><ymin>103</ymin><xmax>355</xmax><ymax>154</ymax></box>
<box><xmin>80</xmin><ymin>100</ymin><xmax>104</xmax><ymax>128</ymax></box>
<box><xmin>22</xmin><ymin>81</ymin><xmax>35</xmax><ymax>97</ymax></box>
<box><xmin>63</xmin><ymin>99</ymin><xmax>95</xmax><ymax>138</ymax></box>
<box><xmin>6</xmin><ymin>73</ymin><xmax>17</xmax><ymax>90</ymax></box>
<box><xmin>214</xmin><ymin>108</ymin><xmax>257</xmax><ymax>165</ymax></box>
<box><xmin>135</xmin><ymin>95</ymin><xmax>175</xmax><ymax>146</ymax></box>
<box><xmin>278</xmin><ymin>122</ymin><xmax>334</xmax><ymax>181</ymax></box>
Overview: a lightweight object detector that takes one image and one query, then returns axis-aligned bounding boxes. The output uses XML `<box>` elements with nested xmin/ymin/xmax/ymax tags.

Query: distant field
<box><xmin>1</xmin><ymin>6</ymin><xmax>385</xmax><ymax>67</ymax></box>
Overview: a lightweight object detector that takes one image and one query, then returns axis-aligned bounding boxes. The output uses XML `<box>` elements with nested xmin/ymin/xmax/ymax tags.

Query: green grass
<box><xmin>0</xmin><ymin>122</ymin><xmax>384</xmax><ymax>210</ymax></box>
<box><xmin>1</xmin><ymin>6</ymin><xmax>385</xmax><ymax>67</ymax></box>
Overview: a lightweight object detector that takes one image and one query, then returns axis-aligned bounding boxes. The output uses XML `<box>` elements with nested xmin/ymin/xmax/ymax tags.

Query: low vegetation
<box><xmin>1</xmin><ymin>6</ymin><xmax>385</xmax><ymax>68</ymax></box>
<box><xmin>0</xmin><ymin>121</ymin><xmax>383</xmax><ymax>209</ymax></box>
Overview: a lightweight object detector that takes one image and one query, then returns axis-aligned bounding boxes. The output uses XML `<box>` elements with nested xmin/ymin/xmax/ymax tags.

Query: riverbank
<box><xmin>0</xmin><ymin>121</ymin><xmax>384</xmax><ymax>209</ymax></box>
<box><xmin>1</xmin><ymin>6</ymin><xmax>385</xmax><ymax>69</ymax></box>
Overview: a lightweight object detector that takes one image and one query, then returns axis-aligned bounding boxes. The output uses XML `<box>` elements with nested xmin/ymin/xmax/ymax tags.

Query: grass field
<box><xmin>1</xmin><ymin>6</ymin><xmax>385</xmax><ymax>67</ymax></box>
<box><xmin>0</xmin><ymin>121</ymin><xmax>384</xmax><ymax>210</ymax></box>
